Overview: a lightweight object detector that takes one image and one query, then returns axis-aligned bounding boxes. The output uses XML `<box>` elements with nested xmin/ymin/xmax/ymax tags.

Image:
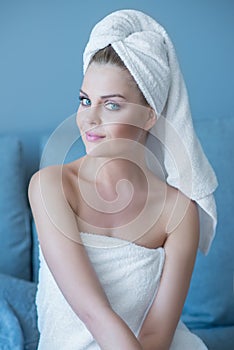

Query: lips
<box><xmin>85</xmin><ymin>131</ymin><xmax>106</xmax><ymax>142</ymax></box>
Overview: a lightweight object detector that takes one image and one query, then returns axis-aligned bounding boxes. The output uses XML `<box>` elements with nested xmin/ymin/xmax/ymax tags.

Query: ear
<box><xmin>144</xmin><ymin>108</ymin><xmax>157</xmax><ymax>131</ymax></box>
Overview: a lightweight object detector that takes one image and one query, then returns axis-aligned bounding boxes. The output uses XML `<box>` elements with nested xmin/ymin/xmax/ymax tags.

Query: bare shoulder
<box><xmin>28</xmin><ymin>164</ymin><xmax>70</xmax><ymax>212</ymax></box>
<box><xmin>162</xmin><ymin>184</ymin><xmax>200</xmax><ymax>250</ymax></box>
<box><xmin>28</xmin><ymin>164</ymin><xmax>66</xmax><ymax>204</ymax></box>
<box><xmin>28</xmin><ymin>162</ymin><xmax>84</xmax><ymax>245</ymax></box>
<box><xmin>29</xmin><ymin>164</ymin><xmax>62</xmax><ymax>185</ymax></box>
<box><xmin>146</xmin><ymin>170</ymin><xmax>198</xmax><ymax>231</ymax></box>
<box><xmin>28</xmin><ymin>158</ymin><xmax>83</xmax><ymax>207</ymax></box>
<box><xmin>28</xmin><ymin>165</ymin><xmax>58</xmax><ymax>197</ymax></box>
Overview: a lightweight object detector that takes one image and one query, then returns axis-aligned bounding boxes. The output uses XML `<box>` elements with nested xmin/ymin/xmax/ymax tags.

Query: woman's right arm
<box><xmin>28</xmin><ymin>165</ymin><xmax>142</xmax><ymax>350</ymax></box>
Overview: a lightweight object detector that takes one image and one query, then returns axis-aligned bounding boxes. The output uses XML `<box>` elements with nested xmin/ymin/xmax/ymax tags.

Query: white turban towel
<box><xmin>83</xmin><ymin>9</ymin><xmax>218</xmax><ymax>254</ymax></box>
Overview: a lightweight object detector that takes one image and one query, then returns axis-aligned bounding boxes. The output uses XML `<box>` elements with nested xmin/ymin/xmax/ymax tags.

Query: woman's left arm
<box><xmin>138</xmin><ymin>195</ymin><xmax>200</xmax><ymax>350</ymax></box>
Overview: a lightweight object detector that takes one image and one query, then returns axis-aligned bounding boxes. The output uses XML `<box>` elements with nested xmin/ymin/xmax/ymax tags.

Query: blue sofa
<box><xmin>0</xmin><ymin>114</ymin><xmax>233</xmax><ymax>349</ymax></box>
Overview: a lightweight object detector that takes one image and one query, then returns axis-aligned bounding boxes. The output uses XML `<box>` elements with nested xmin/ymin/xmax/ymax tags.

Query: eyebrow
<box><xmin>80</xmin><ymin>89</ymin><xmax>126</xmax><ymax>100</ymax></box>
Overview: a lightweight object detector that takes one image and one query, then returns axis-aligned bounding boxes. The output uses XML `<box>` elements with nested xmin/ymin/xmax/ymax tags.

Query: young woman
<box><xmin>28</xmin><ymin>9</ymin><xmax>217</xmax><ymax>350</ymax></box>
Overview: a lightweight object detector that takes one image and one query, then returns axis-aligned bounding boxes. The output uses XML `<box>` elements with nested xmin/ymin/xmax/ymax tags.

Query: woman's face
<box><xmin>76</xmin><ymin>63</ymin><xmax>156</xmax><ymax>157</ymax></box>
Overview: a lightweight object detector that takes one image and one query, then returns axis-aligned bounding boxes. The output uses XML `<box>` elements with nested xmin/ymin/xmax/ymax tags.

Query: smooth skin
<box><xmin>28</xmin><ymin>63</ymin><xmax>199</xmax><ymax>350</ymax></box>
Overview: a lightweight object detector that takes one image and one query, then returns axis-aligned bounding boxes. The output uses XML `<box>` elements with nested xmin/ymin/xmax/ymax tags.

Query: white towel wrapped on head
<box><xmin>83</xmin><ymin>9</ymin><xmax>218</xmax><ymax>254</ymax></box>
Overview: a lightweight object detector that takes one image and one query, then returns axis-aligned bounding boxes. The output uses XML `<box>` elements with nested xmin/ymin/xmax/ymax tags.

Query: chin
<box><xmin>86</xmin><ymin>147</ymin><xmax>116</xmax><ymax>158</ymax></box>
<box><xmin>85</xmin><ymin>138</ymin><xmax>140</xmax><ymax>160</ymax></box>
<box><xmin>86</xmin><ymin>144</ymin><xmax>127</xmax><ymax>159</ymax></box>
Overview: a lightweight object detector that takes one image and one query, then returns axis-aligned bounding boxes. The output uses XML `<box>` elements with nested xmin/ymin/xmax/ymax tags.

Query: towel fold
<box><xmin>83</xmin><ymin>9</ymin><xmax>218</xmax><ymax>254</ymax></box>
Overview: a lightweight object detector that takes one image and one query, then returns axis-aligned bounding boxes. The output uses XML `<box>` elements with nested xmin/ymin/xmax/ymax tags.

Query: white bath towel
<box><xmin>83</xmin><ymin>9</ymin><xmax>218</xmax><ymax>254</ymax></box>
<box><xmin>36</xmin><ymin>232</ymin><xmax>207</xmax><ymax>349</ymax></box>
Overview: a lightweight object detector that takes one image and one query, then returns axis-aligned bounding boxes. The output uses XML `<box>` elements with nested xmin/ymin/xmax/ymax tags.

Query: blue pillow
<box><xmin>193</xmin><ymin>326</ymin><xmax>234</xmax><ymax>350</ymax></box>
<box><xmin>0</xmin><ymin>273</ymin><xmax>39</xmax><ymax>350</ymax></box>
<box><xmin>182</xmin><ymin>116</ymin><xmax>234</xmax><ymax>328</ymax></box>
<box><xmin>0</xmin><ymin>136</ymin><xmax>31</xmax><ymax>280</ymax></box>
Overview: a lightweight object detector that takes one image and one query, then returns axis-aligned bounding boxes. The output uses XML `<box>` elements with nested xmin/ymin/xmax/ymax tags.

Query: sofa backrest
<box><xmin>0</xmin><ymin>136</ymin><xmax>31</xmax><ymax>281</ymax></box>
<box><xmin>182</xmin><ymin>116</ymin><xmax>234</xmax><ymax>329</ymax></box>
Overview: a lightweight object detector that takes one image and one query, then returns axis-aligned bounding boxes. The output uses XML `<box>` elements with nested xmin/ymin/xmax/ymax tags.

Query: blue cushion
<box><xmin>182</xmin><ymin>116</ymin><xmax>234</xmax><ymax>328</ymax></box>
<box><xmin>0</xmin><ymin>273</ymin><xmax>39</xmax><ymax>350</ymax></box>
<box><xmin>0</xmin><ymin>136</ymin><xmax>31</xmax><ymax>280</ymax></box>
<box><xmin>193</xmin><ymin>326</ymin><xmax>234</xmax><ymax>350</ymax></box>
<box><xmin>0</xmin><ymin>297</ymin><xmax>24</xmax><ymax>350</ymax></box>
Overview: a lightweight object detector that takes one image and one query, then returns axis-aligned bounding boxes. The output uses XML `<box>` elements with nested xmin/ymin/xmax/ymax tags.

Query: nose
<box><xmin>83</xmin><ymin>105</ymin><xmax>102</xmax><ymax>127</ymax></box>
<box><xmin>76</xmin><ymin>103</ymin><xmax>104</xmax><ymax>134</ymax></box>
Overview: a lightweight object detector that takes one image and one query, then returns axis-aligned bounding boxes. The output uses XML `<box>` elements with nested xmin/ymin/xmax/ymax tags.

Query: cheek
<box><xmin>108</xmin><ymin>123</ymin><xmax>143</xmax><ymax>140</ymax></box>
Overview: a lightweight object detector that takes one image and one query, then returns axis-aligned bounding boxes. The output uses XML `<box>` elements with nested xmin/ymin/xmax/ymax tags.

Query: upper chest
<box><xmin>63</xmin><ymin>161</ymin><xmax>168</xmax><ymax>248</ymax></box>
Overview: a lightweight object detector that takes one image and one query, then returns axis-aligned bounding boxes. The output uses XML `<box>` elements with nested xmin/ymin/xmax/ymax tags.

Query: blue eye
<box><xmin>105</xmin><ymin>102</ymin><xmax>120</xmax><ymax>111</ymax></box>
<box><xmin>79</xmin><ymin>96</ymin><xmax>91</xmax><ymax>107</ymax></box>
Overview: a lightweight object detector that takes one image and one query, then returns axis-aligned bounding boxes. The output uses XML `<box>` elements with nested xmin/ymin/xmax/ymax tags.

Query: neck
<box><xmin>79</xmin><ymin>146</ymin><xmax>149</xmax><ymax>194</ymax></box>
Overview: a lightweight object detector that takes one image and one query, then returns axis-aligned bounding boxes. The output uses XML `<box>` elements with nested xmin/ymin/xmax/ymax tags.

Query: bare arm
<box><xmin>28</xmin><ymin>165</ymin><xmax>142</xmax><ymax>350</ymax></box>
<box><xmin>138</xmin><ymin>193</ymin><xmax>200</xmax><ymax>350</ymax></box>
